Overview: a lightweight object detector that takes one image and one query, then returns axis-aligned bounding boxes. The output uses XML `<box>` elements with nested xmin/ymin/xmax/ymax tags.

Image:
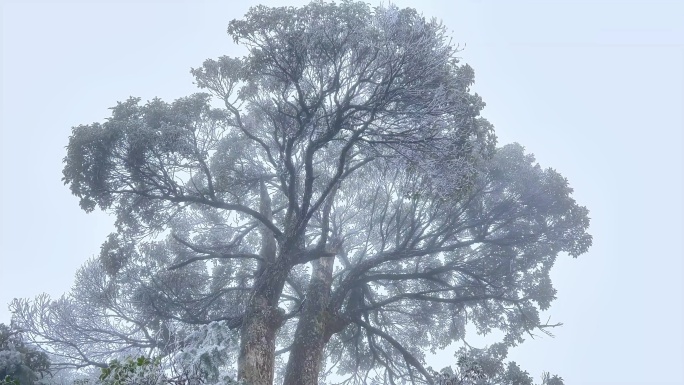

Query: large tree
<box><xmin>13</xmin><ymin>2</ymin><xmax>591</xmax><ymax>385</ymax></box>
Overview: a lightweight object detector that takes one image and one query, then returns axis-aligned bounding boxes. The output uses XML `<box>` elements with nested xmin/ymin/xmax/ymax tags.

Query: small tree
<box><xmin>0</xmin><ymin>323</ymin><xmax>51</xmax><ymax>385</ymax></box>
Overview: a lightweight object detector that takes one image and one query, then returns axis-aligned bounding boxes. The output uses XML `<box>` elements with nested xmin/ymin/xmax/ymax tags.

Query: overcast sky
<box><xmin>1</xmin><ymin>1</ymin><xmax>682</xmax><ymax>384</ymax></box>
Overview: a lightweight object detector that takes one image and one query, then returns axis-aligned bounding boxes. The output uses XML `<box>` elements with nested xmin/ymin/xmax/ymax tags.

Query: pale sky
<box><xmin>1</xmin><ymin>1</ymin><xmax>682</xmax><ymax>384</ymax></box>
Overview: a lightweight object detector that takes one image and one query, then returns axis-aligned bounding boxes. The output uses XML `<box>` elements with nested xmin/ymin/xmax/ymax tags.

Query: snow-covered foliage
<box><xmin>427</xmin><ymin>344</ymin><xmax>565</xmax><ymax>385</ymax></box>
<box><xmin>0</xmin><ymin>323</ymin><xmax>50</xmax><ymax>385</ymax></box>
<box><xmin>91</xmin><ymin>321</ymin><xmax>245</xmax><ymax>385</ymax></box>
<box><xmin>0</xmin><ymin>351</ymin><xmax>22</xmax><ymax>379</ymax></box>
<box><xmin>171</xmin><ymin>321</ymin><xmax>240</xmax><ymax>384</ymax></box>
<box><xmin>12</xmin><ymin>1</ymin><xmax>592</xmax><ymax>384</ymax></box>
<box><xmin>32</xmin><ymin>321</ymin><xmax>243</xmax><ymax>385</ymax></box>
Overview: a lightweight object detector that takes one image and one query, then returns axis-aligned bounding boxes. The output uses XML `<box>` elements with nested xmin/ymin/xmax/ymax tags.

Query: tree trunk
<box><xmin>237</xmin><ymin>182</ymin><xmax>286</xmax><ymax>385</ymax></box>
<box><xmin>282</xmin><ymin>254</ymin><xmax>335</xmax><ymax>385</ymax></box>
<box><xmin>237</xmin><ymin>294</ymin><xmax>280</xmax><ymax>385</ymax></box>
<box><xmin>237</xmin><ymin>256</ymin><xmax>291</xmax><ymax>385</ymax></box>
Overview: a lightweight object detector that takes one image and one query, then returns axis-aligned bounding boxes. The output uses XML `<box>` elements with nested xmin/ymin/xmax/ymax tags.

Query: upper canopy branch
<box><xmin>167</xmin><ymin>233</ymin><xmax>263</xmax><ymax>271</ymax></box>
<box><xmin>112</xmin><ymin>188</ymin><xmax>284</xmax><ymax>239</ymax></box>
<box><xmin>331</xmin><ymin>239</ymin><xmax>481</xmax><ymax>309</ymax></box>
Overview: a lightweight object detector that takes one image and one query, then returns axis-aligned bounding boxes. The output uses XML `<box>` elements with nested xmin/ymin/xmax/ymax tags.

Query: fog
<box><xmin>1</xmin><ymin>1</ymin><xmax>682</xmax><ymax>384</ymax></box>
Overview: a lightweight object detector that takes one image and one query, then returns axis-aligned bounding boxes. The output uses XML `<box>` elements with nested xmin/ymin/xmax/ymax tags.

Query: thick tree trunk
<box><xmin>237</xmin><ymin>256</ymin><xmax>291</xmax><ymax>385</ymax></box>
<box><xmin>282</xmin><ymin>254</ymin><xmax>335</xmax><ymax>385</ymax></box>
<box><xmin>237</xmin><ymin>293</ymin><xmax>281</xmax><ymax>385</ymax></box>
<box><xmin>237</xmin><ymin>181</ymin><xmax>286</xmax><ymax>385</ymax></box>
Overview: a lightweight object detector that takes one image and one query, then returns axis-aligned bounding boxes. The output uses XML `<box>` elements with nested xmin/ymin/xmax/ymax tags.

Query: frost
<box><xmin>170</xmin><ymin>321</ymin><xmax>241</xmax><ymax>384</ymax></box>
<box><xmin>0</xmin><ymin>350</ymin><xmax>22</xmax><ymax>377</ymax></box>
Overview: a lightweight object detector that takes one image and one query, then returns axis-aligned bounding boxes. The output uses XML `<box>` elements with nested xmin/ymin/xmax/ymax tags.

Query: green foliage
<box><xmin>98</xmin><ymin>355</ymin><xmax>161</xmax><ymax>385</ymax></box>
<box><xmin>0</xmin><ymin>375</ymin><xmax>19</xmax><ymax>385</ymax></box>
<box><xmin>0</xmin><ymin>324</ymin><xmax>50</xmax><ymax>385</ymax></box>
<box><xmin>96</xmin><ymin>349</ymin><xmax>247</xmax><ymax>385</ymax></box>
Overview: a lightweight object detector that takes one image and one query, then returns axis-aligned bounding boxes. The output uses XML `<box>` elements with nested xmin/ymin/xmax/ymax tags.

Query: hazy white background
<box><xmin>1</xmin><ymin>1</ymin><xmax>682</xmax><ymax>384</ymax></box>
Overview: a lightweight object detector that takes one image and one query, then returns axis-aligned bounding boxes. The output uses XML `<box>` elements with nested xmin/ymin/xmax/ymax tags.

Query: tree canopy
<box><xmin>11</xmin><ymin>2</ymin><xmax>591</xmax><ymax>385</ymax></box>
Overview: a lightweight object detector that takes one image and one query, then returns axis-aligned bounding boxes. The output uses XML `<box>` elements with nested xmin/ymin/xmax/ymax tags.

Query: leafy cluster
<box><xmin>428</xmin><ymin>344</ymin><xmax>565</xmax><ymax>385</ymax></box>
<box><xmin>98</xmin><ymin>356</ymin><xmax>160</xmax><ymax>385</ymax></box>
<box><xmin>0</xmin><ymin>324</ymin><xmax>51</xmax><ymax>385</ymax></box>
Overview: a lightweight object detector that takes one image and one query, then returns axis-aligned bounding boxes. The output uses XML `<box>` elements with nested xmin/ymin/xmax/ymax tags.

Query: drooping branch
<box><xmin>352</xmin><ymin>317</ymin><xmax>434</xmax><ymax>385</ymax></box>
